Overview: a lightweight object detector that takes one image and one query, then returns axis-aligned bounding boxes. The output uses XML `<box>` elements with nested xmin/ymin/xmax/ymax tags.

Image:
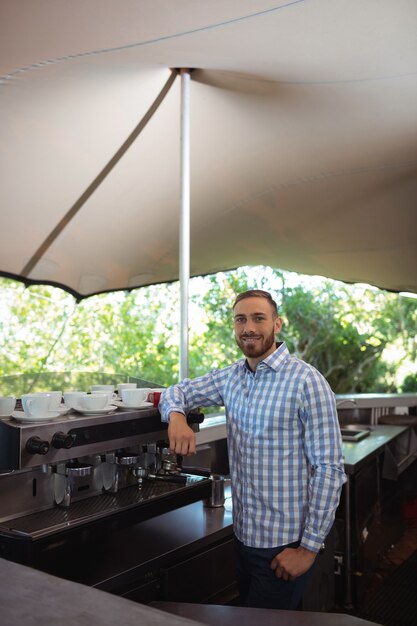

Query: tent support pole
<box><xmin>179</xmin><ymin>68</ymin><xmax>191</xmax><ymax>381</ymax></box>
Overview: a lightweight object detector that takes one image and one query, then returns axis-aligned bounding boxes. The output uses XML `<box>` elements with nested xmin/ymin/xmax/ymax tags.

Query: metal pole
<box><xmin>344</xmin><ymin>477</ymin><xmax>353</xmax><ymax>609</ymax></box>
<box><xmin>179</xmin><ymin>68</ymin><xmax>190</xmax><ymax>381</ymax></box>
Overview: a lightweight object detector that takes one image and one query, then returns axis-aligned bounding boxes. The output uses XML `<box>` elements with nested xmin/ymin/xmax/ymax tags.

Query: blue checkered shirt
<box><xmin>160</xmin><ymin>342</ymin><xmax>347</xmax><ymax>552</ymax></box>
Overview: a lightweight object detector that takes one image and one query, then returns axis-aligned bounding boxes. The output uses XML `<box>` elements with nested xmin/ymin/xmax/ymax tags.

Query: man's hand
<box><xmin>270</xmin><ymin>546</ymin><xmax>317</xmax><ymax>581</ymax></box>
<box><xmin>168</xmin><ymin>412</ymin><xmax>196</xmax><ymax>455</ymax></box>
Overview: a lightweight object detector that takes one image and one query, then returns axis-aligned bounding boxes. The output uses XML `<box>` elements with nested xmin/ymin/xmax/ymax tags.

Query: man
<box><xmin>160</xmin><ymin>289</ymin><xmax>346</xmax><ymax>610</ymax></box>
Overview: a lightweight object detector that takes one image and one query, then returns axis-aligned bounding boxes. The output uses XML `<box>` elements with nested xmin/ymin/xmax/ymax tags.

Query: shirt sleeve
<box><xmin>159</xmin><ymin>369</ymin><xmax>229</xmax><ymax>422</ymax></box>
<box><xmin>299</xmin><ymin>368</ymin><xmax>347</xmax><ymax>552</ymax></box>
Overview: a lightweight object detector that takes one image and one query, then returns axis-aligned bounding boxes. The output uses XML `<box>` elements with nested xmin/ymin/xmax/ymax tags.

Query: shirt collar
<box><xmin>243</xmin><ymin>341</ymin><xmax>289</xmax><ymax>372</ymax></box>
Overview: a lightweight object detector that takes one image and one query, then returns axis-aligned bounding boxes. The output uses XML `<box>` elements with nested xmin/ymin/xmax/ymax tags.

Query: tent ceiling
<box><xmin>1</xmin><ymin>0</ymin><xmax>416</xmax><ymax>298</ymax></box>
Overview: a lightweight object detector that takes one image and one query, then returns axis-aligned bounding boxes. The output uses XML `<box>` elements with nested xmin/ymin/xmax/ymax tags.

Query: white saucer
<box><xmin>113</xmin><ymin>400</ymin><xmax>153</xmax><ymax>410</ymax></box>
<box><xmin>11</xmin><ymin>410</ymin><xmax>61</xmax><ymax>423</ymax></box>
<box><xmin>74</xmin><ymin>404</ymin><xmax>118</xmax><ymax>415</ymax></box>
<box><xmin>54</xmin><ymin>404</ymin><xmax>71</xmax><ymax>416</ymax></box>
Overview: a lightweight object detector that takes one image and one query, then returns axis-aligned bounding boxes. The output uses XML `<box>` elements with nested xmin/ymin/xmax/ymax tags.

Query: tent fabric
<box><xmin>1</xmin><ymin>0</ymin><xmax>416</xmax><ymax>299</ymax></box>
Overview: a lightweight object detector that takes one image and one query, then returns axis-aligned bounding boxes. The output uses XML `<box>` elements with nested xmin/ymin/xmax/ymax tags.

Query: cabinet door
<box><xmin>161</xmin><ymin>539</ymin><xmax>237</xmax><ymax>603</ymax></box>
<box><xmin>122</xmin><ymin>578</ymin><xmax>161</xmax><ymax>604</ymax></box>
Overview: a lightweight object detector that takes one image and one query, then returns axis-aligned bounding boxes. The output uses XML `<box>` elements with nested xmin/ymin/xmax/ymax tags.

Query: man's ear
<box><xmin>274</xmin><ymin>316</ymin><xmax>283</xmax><ymax>334</ymax></box>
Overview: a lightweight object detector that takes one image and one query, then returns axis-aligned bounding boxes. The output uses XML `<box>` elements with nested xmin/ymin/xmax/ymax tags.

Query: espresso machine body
<box><xmin>0</xmin><ymin>407</ymin><xmax>210</xmax><ymax>589</ymax></box>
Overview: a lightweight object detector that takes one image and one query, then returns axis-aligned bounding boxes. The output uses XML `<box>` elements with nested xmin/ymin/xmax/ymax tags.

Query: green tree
<box><xmin>1</xmin><ymin>270</ymin><xmax>416</xmax><ymax>396</ymax></box>
<box><xmin>278</xmin><ymin>283</ymin><xmax>391</xmax><ymax>393</ymax></box>
<box><xmin>189</xmin><ymin>270</ymin><xmax>417</xmax><ymax>394</ymax></box>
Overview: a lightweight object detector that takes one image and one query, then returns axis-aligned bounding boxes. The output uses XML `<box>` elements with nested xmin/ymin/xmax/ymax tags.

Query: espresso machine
<box><xmin>0</xmin><ymin>404</ymin><xmax>210</xmax><ymax>589</ymax></box>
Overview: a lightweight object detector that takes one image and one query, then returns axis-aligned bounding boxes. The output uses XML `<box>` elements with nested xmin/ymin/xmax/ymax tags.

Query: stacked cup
<box><xmin>91</xmin><ymin>385</ymin><xmax>115</xmax><ymax>405</ymax></box>
<box><xmin>21</xmin><ymin>391</ymin><xmax>62</xmax><ymax>416</ymax></box>
<box><xmin>64</xmin><ymin>391</ymin><xmax>108</xmax><ymax>412</ymax></box>
<box><xmin>121</xmin><ymin>387</ymin><xmax>150</xmax><ymax>407</ymax></box>
<box><xmin>117</xmin><ymin>383</ymin><xmax>136</xmax><ymax>396</ymax></box>
<box><xmin>21</xmin><ymin>393</ymin><xmax>53</xmax><ymax>418</ymax></box>
<box><xmin>0</xmin><ymin>395</ymin><xmax>16</xmax><ymax>417</ymax></box>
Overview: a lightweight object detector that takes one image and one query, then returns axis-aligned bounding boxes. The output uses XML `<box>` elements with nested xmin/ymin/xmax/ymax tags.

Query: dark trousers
<box><xmin>233</xmin><ymin>536</ymin><xmax>314</xmax><ymax>610</ymax></box>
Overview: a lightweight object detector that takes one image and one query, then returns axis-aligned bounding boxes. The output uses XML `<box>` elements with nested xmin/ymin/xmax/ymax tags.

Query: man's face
<box><xmin>233</xmin><ymin>297</ymin><xmax>282</xmax><ymax>361</ymax></box>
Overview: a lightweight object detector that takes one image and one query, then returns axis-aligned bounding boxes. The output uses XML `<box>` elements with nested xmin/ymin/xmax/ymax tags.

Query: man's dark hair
<box><xmin>233</xmin><ymin>289</ymin><xmax>279</xmax><ymax>318</ymax></box>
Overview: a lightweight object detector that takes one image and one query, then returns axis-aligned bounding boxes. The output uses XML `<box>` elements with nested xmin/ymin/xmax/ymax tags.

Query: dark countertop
<box><xmin>0</xmin><ymin>558</ymin><xmax>202</xmax><ymax>626</ymax></box>
<box><xmin>91</xmin><ymin>426</ymin><xmax>407</xmax><ymax>589</ymax></box>
<box><xmin>0</xmin><ymin>558</ymin><xmax>382</xmax><ymax>626</ymax></box>
<box><xmin>45</xmin><ymin>484</ymin><xmax>234</xmax><ymax>591</ymax></box>
<box><xmin>341</xmin><ymin>425</ymin><xmax>407</xmax><ymax>474</ymax></box>
<box><xmin>152</xmin><ymin>601</ymin><xmax>383</xmax><ymax>626</ymax></box>
<box><xmin>0</xmin><ymin>425</ymin><xmax>407</xmax><ymax>626</ymax></box>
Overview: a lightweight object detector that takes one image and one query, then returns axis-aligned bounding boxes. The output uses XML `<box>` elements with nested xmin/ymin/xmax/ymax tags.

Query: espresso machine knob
<box><xmin>51</xmin><ymin>431</ymin><xmax>74</xmax><ymax>449</ymax></box>
<box><xmin>26</xmin><ymin>436</ymin><xmax>50</xmax><ymax>455</ymax></box>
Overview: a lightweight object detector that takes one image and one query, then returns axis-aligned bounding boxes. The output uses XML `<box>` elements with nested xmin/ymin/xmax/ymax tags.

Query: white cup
<box><xmin>47</xmin><ymin>391</ymin><xmax>62</xmax><ymax>410</ymax></box>
<box><xmin>0</xmin><ymin>396</ymin><xmax>16</xmax><ymax>416</ymax></box>
<box><xmin>42</xmin><ymin>391</ymin><xmax>63</xmax><ymax>410</ymax></box>
<box><xmin>25</xmin><ymin>391</ymin><xmax>62</xmax><ymax>411</ymax></box>
<box><xmin>64</xmin><ymin>391</ymin><xmax>87</xmax><ymax>409</ymax></box>
<box><xmin>79</xmin><ymin>393</ymin><xmax>108</xmax><ymax>411</ymax></box>
<box><xmin>21</xmin><ymin>394</ymin><xmax>51</xmax><ymax>417</ymax></box>
<box><xmin>117</xmin><ymin>383</ymin><xmax>137</xmax><ymax>395</ymax></box>
<box><xmin>92</xmin><ymin>390</ymin><xmax>113</xmax><ymax>405</ymax></box>
<box><xmin>21</xmin><ymin>393</ymin><xmax>48</xmax><ymax>413</ymax></box>
<box><xmin>91</xmin><ymin>384</ymin><xmax>114</xmax><ymax>395</ymax></box>
<box><xmin>121</xmin><ymin>388</ymin><xmax>150</xmax><ymax>407</ymax></box>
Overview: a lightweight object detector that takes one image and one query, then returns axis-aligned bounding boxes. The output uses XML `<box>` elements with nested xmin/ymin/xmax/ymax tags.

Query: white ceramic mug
<box><xmin>92</xmin><ymin>390</ymin><xmax>113</xmax><ymax>405</ymax></box>
<box><xmin>79</xmin><ymin>393</ymin><xmax>108</xmax><ymax>411</ymax></box>
<box><xmin>117</xmin><ymin>383</ymin><xmax>137</xmax><ymax>395</ymax></box>
<box><xmin>121</xmin><ymin>388</ymin><xmax>150</xmax><ymax>407</ymax></box>
<box><xmin>21</xmin><ymin>394</ymin><xmax>51</xmax><ymax>417</ymax></box>
<box><xmin>63</xmin><ymin>391</ymin><xmax>87</xmax><ymax>410</ymax></box>
<box><xmin>91</xmin><ymin>384</ymin><xmax>114</xmax><ymax>395</ymax></box>
<box><xmin>0</xmin><ymin>396</ymin><xmax>16</xmax><ymax>416</ymax></box>
<box><xmin>25</xmin><ymin>391</ymin><xmax>62</xmax><ymax>411</ymax></box>
<box><xmin>21</xmin><ymin>393</ymin><xmax>47</xmax><ymax>413</ymax></box>
<box><xmin>41</xmin><ymin>390</ymin><xmax>63</xmax><ymax>410</ymax></box>
<box><xmin>47</xmin><ymin>391</ymin><xmax>62</xmax><ymax>410</ymax></box>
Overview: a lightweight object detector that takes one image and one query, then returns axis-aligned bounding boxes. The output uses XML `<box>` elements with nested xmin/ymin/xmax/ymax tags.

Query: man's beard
<box><xmin>235</xmin><ymin>327</ymin><xmax>276</xmax><ymax>359</ymax></box>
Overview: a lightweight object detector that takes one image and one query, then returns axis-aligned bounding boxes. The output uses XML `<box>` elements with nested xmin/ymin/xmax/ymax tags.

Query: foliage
<box><xmin>188</xmin><ymin>269</ymin><xmax>417</xmax><ymax>394</ymax></box>
<box><xmin>0</xmin><ymin>279</ymin><xmax>180</xmax><ymax>394</ymax></box>
<box><xmin>0</xmin><ymin>270</ymin><xmax>416</xmax><ymax>396</ymax></box>
<box><xmin>401</xmin><ymin>373</ymin><xmax>417</xmax><ymax>392</ymax></box>
<box><xmin>278</xmin><ymin>283</ymin><xmax>391</xmax><ymax>393</ymax></box>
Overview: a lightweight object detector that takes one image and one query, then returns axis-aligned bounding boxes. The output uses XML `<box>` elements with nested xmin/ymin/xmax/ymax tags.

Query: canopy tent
<box><xmin>1</xmin><ymin>0</ymin><xmax>417</xmax><ymax>300</ymax></box>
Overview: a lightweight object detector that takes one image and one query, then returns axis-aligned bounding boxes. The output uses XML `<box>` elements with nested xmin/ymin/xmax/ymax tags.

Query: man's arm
<box><xmin>160</xmin><ymin>369</ymin><xmax>229</xmax><ymax>456</ymax></box>
<box><xmin>168</xmin><ymin>412</ymin><xmax>197</xmax><ymax>455</ymax></box>
<box><xmin>271</xmin><ymin>370</ymin><xmax>346</xmax><ymax>579</ymax></box>
<box><xmin>299</xmin><ymin>369</ymin><xmax>347</xmax><ymax>553</ymax></box>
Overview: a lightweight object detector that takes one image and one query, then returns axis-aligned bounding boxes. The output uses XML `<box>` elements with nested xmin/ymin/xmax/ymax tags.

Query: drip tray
<box><xmin>341</xmin><ymin>426</ymin><xmax>371</xmax><ymax>442</ymax></box>
<box><xmin>0</xmin><ymin>475</ymin><xmax>210</xmax><ymax>540</ymax></box>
